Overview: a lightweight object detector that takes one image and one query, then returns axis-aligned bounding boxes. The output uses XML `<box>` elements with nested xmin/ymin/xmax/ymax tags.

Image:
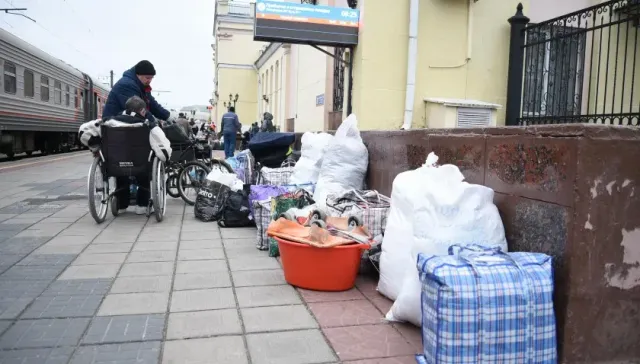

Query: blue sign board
<box><xmin>254</xmin><ymin>0</ymin><xmax>360</xmax><ymax>47</ymax></box>
<box><xmin>316</xmin><ymin>94</ymin><xmax>325</xmax><ymax>107</ymax></box>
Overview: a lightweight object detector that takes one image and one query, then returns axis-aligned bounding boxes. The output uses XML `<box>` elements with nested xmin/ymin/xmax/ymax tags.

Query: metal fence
<box><xmin>506</xmin><ymin>0</ymin><xmax>640</xmax><ymax>126</ymax></box>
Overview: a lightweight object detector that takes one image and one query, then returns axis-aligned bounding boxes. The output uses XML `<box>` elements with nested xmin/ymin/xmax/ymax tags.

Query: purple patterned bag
<box><xmin>248</xmin><ymin>185</ymin><xmax>289</xmax><ymax>216</ymax></box>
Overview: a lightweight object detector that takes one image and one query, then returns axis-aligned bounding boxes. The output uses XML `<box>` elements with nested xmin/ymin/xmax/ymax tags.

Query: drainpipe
<box><xmin>401</xmin><ymin>0</ymin><xmax>419</xmax><ymax>130</ymax></box>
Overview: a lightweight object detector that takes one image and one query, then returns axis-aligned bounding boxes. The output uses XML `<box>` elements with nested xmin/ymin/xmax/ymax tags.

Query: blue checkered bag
<box><xmin>416</xmin><ymin>244</ymin><xmax>557</xmax><ymax>364</ymax></box>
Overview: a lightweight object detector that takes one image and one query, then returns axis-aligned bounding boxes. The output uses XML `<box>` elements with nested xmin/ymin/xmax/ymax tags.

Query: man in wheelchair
<box><xmin>106</xmin><ymin>96</ymin><xmax>158</xmax><ymax>215</ymax></box>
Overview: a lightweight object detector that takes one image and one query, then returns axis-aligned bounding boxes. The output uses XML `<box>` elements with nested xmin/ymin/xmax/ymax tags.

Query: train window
<box><xmin>24</xmin><ymin>70</ymin><xmax>34</xmax><ymax>98</ymax></box>
<box><xmin>54</xmin><ymin>80</ymin><xmax>61</xmax><ymax>104</ymax></box>
<box><xmin>3</xmin><ymin>62</ymin><xmax>16</xmax><ymax>94</ymax></box>
<box><xmin>74</xmin><ymin>89</ymin><xmax>79</xmax><ymax>108</ymax></box>
<box><xmin>65</xmin><ymin>85</ymin><xmax>70</xmax><ymax>106</ymax></box>
<box><xmin>40</xmin><ymin>76</ymin><xmax>49</xmax><ymax>102</ymax></box>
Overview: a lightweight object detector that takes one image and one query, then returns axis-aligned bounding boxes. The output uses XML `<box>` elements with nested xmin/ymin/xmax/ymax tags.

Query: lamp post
<box><xmin>223</xmin><ymin>93</ymin><xmax>239</xmax><ymax>111</ymax></box>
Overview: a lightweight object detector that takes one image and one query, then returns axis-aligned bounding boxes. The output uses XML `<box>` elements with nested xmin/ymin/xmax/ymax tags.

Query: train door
<box><xmin>81</xmin><ymin>74</ymin><xmax>91</xmax><ymax>121</ymax></box>
<box><xmin>81</xmin><ymin>73</ymin><xmax>98</xmax><ymax>121</ymax></box>
<box><xmin>93</xmin><ymin>92</ymin><xmax>98</xmax><ymax>120</ymax></box>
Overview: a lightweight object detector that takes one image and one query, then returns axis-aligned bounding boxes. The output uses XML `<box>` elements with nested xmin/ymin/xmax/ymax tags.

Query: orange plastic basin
<box><xmin>274</xmin><ymin>237</ymin><xmax>369</xmax><ymax>292</ymax></box>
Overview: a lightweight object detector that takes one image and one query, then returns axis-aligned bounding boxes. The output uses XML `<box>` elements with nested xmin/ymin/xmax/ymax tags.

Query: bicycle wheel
<box><xmin>166</xmin><ymin>174</ymin><xmax>180</xmax><ymax>198</ymax></box>
<box><xmin>209</xmin><ymin>158</ymin><xmax>234</xmax><ymax>174</ymax></box>
<box><xmin>177</xmin><ymin>160</ymin><xmax>211</xmax><ymax>206</ymax></box>
<box><xmin>151</xmin><ymin>158</ymin><xmax>166</xmax><ymax>222</ymax></box>
<box><xmin>88</xmin><ymin>157</ymin><xmax>109</xmax><ymax>223</ymax></box>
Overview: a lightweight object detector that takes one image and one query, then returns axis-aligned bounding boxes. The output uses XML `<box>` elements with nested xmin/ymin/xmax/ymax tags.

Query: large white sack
<box><xmin>289</xmin><ymin>132</ymin><xmax>333</xmax><ymax>185</ymax></box>
<box><xmin>385</xmin><ymin>154</ymin><xmax>508</xmax><ymax>327</ymax></box>
<box><xmin>376</xmin><ymin>155</ymin><xmax>438</xmax><ymax>301</ymax></box>
<box><xmin>313</xmin><ymin>114</ymin><xmax>368</xmax><ymax>207</ymax></box>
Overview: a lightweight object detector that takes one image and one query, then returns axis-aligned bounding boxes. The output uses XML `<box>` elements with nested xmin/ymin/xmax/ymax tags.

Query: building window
<box><xmin>65</xmin><ymin>85</ymin><xmax>70</xmax><ymax>106</ymax></box>
<box><xmin>40</xmin><ymin>75</ymin><xmax>50</xmax><ymax>102</ymax></box>
<box><xmin>24</xmin><ymin>69</ymin><xmax>34</xmax><ymax>98</ymax></box>
<box><xmin>54</xmin><ymin>80</ymin><xmax>62</xmax><ymax>104</ymax></box>
<box><xmin>3</xmin><ymin>61</ymin><xmax>17</xmax><ymax>94</ymax></box>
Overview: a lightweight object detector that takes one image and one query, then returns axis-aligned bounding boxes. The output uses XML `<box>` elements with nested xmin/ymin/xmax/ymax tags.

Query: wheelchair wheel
<box><xmin>177</xmin><ymin>161</ymin><xmax>211</xmax><ymax>206</ymax></box>
<box><xmin>166</xmin><ymin>174</ymin><xmax>180</xmax><ymax>198</ymax></box>
<box><xmin>88</xmin><ymin>157</ymin><xmax>109</xmax><ymax>223</ymax></box>
<box><xmin>151</xmin><ymin>158</ymin><xmax>167</xmax><ymax>222</ymax></box>
<box><xmin>111</xmin><ymin>196</ymin><xmax>120</xmax><ymax>217</ymax></box>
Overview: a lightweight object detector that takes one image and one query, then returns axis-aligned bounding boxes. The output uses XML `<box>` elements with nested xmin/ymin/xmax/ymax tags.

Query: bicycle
<box><xmin>164</xmin><ymin>139</ymin><xmax>211</xmax><ymax>206</ymax></box>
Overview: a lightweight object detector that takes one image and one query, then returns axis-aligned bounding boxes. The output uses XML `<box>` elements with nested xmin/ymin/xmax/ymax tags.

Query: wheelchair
<box><xmin>88</xmin><ymin>124</ymin><xmax>167</xmax><ymax>223</ymax></box>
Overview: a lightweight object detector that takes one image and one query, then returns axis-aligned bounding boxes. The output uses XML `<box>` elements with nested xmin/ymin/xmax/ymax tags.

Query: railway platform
<box><xmin>0</xmin><ymin>153</ymin><xmax>421</xmax><ymax>364</ymax></box>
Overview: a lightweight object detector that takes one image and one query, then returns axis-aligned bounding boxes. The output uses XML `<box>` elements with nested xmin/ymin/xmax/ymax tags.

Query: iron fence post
<box><xmin>505</xmin><ymin>3</ymin><xmax>530</xmax><ymax>126</ymax></box>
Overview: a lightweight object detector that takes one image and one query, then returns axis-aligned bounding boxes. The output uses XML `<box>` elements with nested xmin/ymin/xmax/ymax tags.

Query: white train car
<box><xmin>0</xmin><ymin>28</ymin><xmax>110</xmax><ymax>157</ymax></box>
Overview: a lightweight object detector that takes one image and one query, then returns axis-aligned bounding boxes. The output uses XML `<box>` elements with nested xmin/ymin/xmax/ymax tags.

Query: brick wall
<box><xmin>359</xmin><ymin>124</ymin><xmax>640</xmax><ymax>363</ymax></box>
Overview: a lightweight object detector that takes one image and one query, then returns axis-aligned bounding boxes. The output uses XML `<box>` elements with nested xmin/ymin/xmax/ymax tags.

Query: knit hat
<box><xmin>134</xmin><ymin>60</ymin><xmax>156</xmax><ymax>76</ymax></box>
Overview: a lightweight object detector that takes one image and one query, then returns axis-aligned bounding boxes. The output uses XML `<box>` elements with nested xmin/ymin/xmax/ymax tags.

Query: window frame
<box><xmin>40</xmin><ymin>75</ymin><xmax>50</xmax><ymax>102</ymax></box>
<box><xmin>23</xmin><ymin>69</ymin><xmax>35</xmax><ymax>98</ymax></box>
<box><xmin>53</xmin><ymin>80</ymin><xmax>62</xmax><ymax>104</ymax></box>
<box><xmin>3</xmin><ymin>61</ymin><xmax>17</xmax><ymax>94</ymax></box>
<box><xmin>65</xmin><ymin>85</ymin><xmax>70</xmax><ymax>106</ymax></box>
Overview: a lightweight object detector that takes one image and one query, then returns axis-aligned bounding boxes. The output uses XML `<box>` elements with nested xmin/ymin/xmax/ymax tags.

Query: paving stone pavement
<box><xmin>0</xmin><ymin>153</ymin><xmax>422</xmax><ymax>364</ymax></box>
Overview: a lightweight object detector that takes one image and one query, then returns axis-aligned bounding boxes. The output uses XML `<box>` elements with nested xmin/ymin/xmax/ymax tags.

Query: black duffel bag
<box><xmin>218</xmin><ymin>185</ymin><xmax>255</xmax><ymax>228</ymax></box>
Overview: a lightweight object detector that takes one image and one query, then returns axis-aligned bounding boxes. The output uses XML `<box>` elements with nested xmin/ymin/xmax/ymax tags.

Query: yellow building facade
<box><xmin>215</xmin><ymin>0</ymin><xmax>637</xmax><ymax>131</ymax></box>
<box><xmin>213</xmin><ymin>0</ymin><xmax>266</xmax><ymax>128</ymax></box>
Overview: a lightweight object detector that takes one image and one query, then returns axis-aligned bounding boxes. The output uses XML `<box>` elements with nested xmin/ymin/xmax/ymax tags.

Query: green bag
<box><xmin>268</xmin><ymin>237</ymin><xmax>279</xmax><ymax>258</ymax></box>
<box><xmin>268</xmin><ymin>189</ymin><xmax>315</xmax><ymax>257</ymax></box>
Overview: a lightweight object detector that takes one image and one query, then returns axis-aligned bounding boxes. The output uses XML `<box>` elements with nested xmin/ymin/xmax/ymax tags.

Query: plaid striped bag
<box><xmin>416</xmin><ymin>245</ymin><xmax>557</xmax><ymax>364</ymax></box>
<box><xmin>258</xmin><ymin>166</ymin><xmax>295</xmax><ymax>186</ymax></box>
<box><xmin>254</xmin><ymin>200</ymin><xmax>273</xmax><ymax>251</ymax></box>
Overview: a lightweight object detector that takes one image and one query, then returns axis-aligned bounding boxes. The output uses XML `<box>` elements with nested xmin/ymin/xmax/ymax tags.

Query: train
<box><xmin>0</xmin><ymin>27</ymin><xmax>110</xmax><ymax>158</ymax></box>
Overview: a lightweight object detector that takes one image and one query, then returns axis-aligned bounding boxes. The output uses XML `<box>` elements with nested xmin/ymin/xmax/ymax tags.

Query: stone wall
<box><xmin>359</xmin><ymin>124</ymin><xmax>640</xmax><ymax>363</ymax></box>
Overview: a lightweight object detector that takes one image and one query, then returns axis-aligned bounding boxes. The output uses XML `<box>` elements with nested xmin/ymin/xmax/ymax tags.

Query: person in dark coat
<box><xmin>260</xmin><ymin>112</ymin><xmax>275</xmax><ymax>132</ymax></box>
<box><xmin>103</xmin><ymin>60</ymin><xmax>172</xmax><ymax>126</ymax></box>
<box><xmin>220</xmin><ymin>106</ymin><xmax>241</xmax><ymax>159</ymax></box>
<box><xmin>250</xmin><ymin>122</ymin><xmax>260</xmax><ymax>137</ymax></box>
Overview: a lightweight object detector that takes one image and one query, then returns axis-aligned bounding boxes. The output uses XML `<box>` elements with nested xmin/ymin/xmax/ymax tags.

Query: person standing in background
<box><xmin>220</xmin><ymin>106</ymin><xmax>241</xmax><ymax>159</ymax></box>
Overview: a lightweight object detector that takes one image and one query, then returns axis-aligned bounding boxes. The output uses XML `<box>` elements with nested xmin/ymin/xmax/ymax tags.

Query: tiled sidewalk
<box><xmin>0</xmin><ymin>153</ymin><xmax>422</xmax><ymax>364</ymax></box>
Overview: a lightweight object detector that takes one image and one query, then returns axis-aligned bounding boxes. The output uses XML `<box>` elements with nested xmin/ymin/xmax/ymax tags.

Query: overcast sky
<box><xmin>0</xmin><ymin>0</ymin><xmax>215</xmax><ymax>110</ymax></box>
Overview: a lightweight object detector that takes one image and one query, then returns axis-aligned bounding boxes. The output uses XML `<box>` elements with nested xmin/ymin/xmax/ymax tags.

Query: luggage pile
<box><xmin>190</xmin><ymin>113</ymin><xmax>559</xmax><ymax>362</ymax></box>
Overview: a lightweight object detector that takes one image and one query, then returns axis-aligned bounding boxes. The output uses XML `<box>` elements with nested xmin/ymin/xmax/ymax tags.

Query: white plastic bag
<box><xmin>207</xmin><ymin>169</ymin><xmax>243</xmax><ymax>191</ymax></box>
<box><xmin>149</xmin><ymin>126</ymin><xmax>172</xmax><ymax>162</ymax></box>
<box><xmin>377</xmin><ymin>153</ymin><xmax>439</xmax><ymax>301</ymax></box>
<box><xmin>289</xmin><ymin>132</ymin><xmax>333</xmax><ymax>185</ymax></box>
<box><xmin>313</xmin><ymin>115</ymin><xmax>368</xmax><ymax>207</ymax></box>
<box><xmin>385</xmin><ymin>153</ymin><xmax>508</xmax><ymax>327</ymax></box>
<box><xmin>78</xmin><ymin>119</ymin><xmax>102</xmax><ymax>152</ymax></box>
